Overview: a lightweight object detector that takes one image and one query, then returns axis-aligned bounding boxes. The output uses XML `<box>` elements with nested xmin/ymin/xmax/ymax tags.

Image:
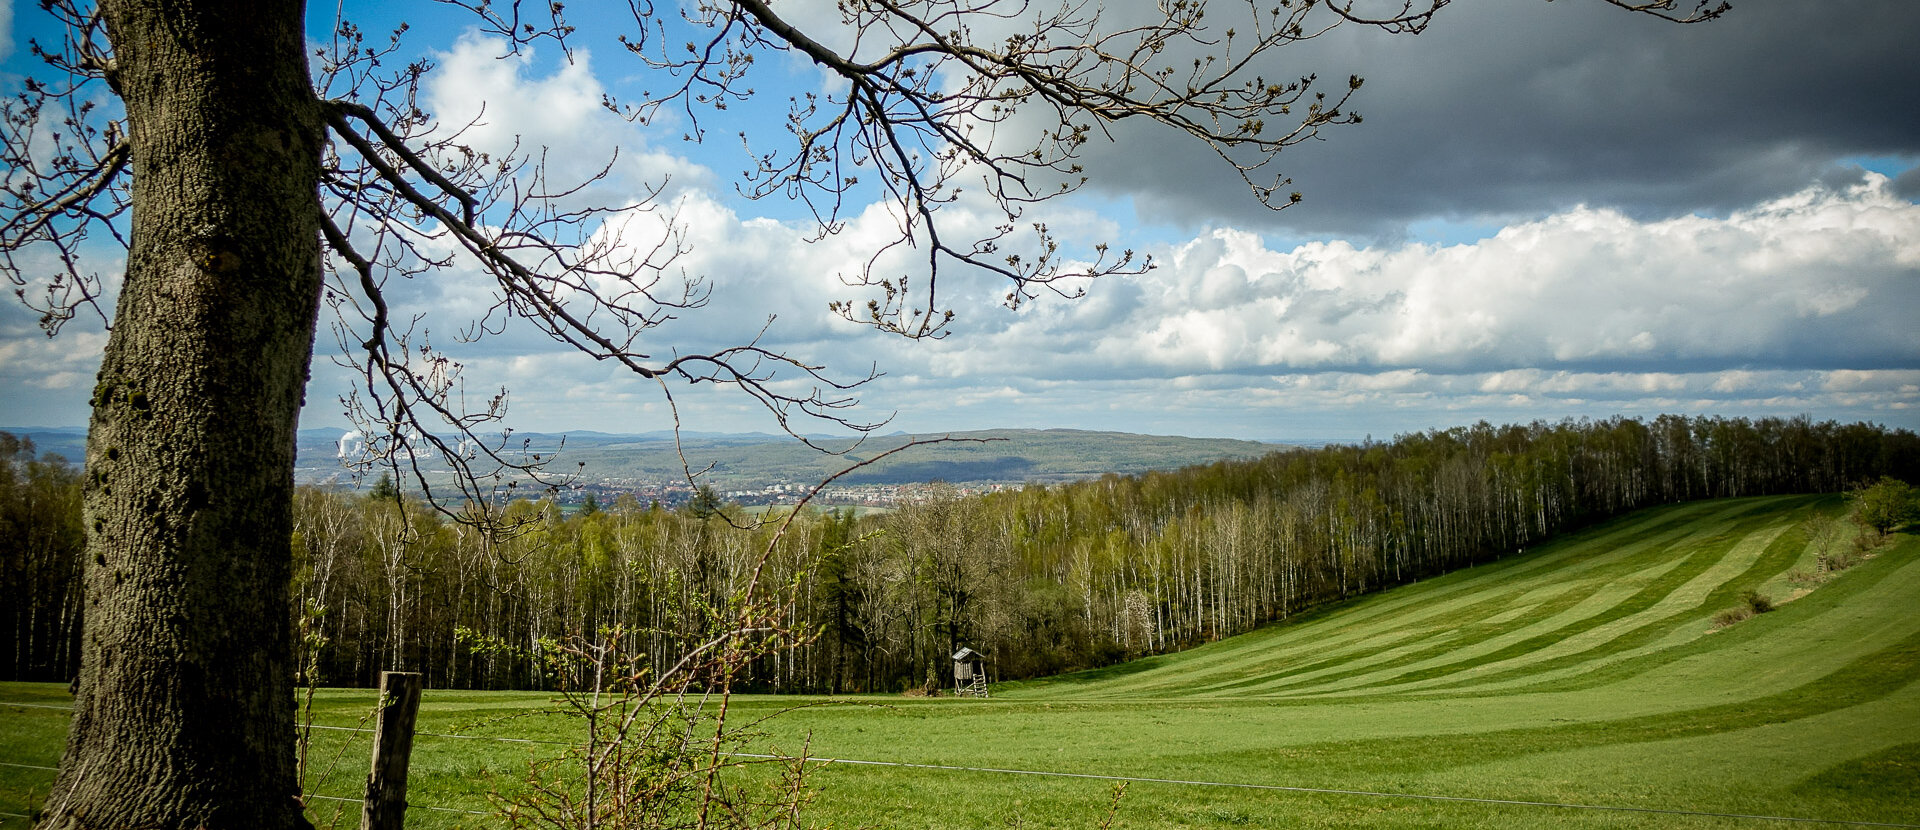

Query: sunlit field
<box><xmin>5</xmin><ymin>495</ymin><xmax>1916</xmax><ymax>829</ymax></box>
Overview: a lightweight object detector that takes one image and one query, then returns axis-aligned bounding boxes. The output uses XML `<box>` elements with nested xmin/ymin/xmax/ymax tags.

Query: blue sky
<box><xmin>2</xmin><ymin>0</ymin><xmax>1917</xmax><ymax>442</ymax></box>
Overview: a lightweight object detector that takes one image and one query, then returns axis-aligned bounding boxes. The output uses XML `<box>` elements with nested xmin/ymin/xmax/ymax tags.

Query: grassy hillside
<box><xmin>4</xmin><ymin>495</ymin><xmax>1916</xmax><ymax>828</ymax></box>
<box><xmin>747</xmin><ymin>495</ymin><xmax>1920</xmax><ymax>827</ymax></box>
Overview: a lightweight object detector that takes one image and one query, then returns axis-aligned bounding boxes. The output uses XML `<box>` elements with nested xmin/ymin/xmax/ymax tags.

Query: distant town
<box><xmin>296</xmin><ymin>465</ymin><xmax>1020</xmax><ymax>512</ymax></box>
<box><xmin>595</xmin><ymin>478</ymin><xmax>1016</xmax><ymax>511</ymax></box>
<box><xmin>273</xmin><ymin>426</ymin><xmax>1298</xmax><ymax>512</ymax></box>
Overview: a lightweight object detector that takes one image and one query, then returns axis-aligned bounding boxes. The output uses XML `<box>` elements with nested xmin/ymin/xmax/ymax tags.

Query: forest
<box><xmin>4</xmin><ymin>414</ymin><xmax>1917</xmax><ymax>693</ymax></box>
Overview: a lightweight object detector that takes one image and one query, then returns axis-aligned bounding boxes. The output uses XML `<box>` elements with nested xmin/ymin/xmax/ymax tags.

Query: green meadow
<box><xmin>5</xmin><ymin>494</ymin><xmax>1917</xmax><ymax>828</ymax></box>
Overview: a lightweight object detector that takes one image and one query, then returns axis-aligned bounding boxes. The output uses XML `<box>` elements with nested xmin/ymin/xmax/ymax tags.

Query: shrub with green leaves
<box><xmin>1850</xmin><ymin>476</ymin><xmax>1919</xmax><ymax>537</ymax></box>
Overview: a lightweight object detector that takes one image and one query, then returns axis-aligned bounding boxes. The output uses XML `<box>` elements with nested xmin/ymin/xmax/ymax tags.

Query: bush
<box><xmin>1850</xmin><ymin>476</ymin><xmax>1920</xmax><ymax>537</ymax></box>
<box><xmin>1712</xmin><ymin>591</ymin><xmax>1775</xmax><ymax>629</ymax></box>
<box><xmin>1712</xmin><ymin>606</ymin><xmax>1754</xmax><ymax>629</ymax></box>
<box><xmin>1821</xmin><ymin>544</ymin><xmax>1867</xmax><ymax>573</ymax></box>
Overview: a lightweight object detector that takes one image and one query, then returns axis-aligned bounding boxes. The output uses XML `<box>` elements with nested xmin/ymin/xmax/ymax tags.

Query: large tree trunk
<box><xmin>40</xmin><ymin>0</ymin><xmax>324</xmax><ymax>826</ymax></box>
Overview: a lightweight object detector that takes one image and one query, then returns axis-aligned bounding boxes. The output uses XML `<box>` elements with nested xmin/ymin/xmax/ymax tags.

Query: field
<box><xmin>5</xmin><ymin>494</ymin><xmax>1918</xmax><ymax>828</ymax></box>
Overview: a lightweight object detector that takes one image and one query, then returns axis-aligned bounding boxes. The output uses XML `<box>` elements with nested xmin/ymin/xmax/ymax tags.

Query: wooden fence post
<box><xmin>361</xmin><ymin>671</ymin><xmax>424</xmax><ymax>830</ymax></box>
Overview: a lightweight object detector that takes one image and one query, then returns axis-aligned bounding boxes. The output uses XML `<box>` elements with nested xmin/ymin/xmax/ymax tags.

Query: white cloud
<box><xmin>423</xmin><ymin>33</ymin><xmax>712</xmax><ymax>203</ymax></box>
<box><xmin>855</xmin><ymin>367</ymin><xmax>1920</xmax><ymax>440</ymax></box>
<box><xmin>15</xmin><ymin>165</ymin><xmax>1917</xmax><ymax>438</ymax></box>
<box><xmin>5</xmin><ymin>20</ymin><xmax>1915</xmax><ymax>442</ymax></box>
<box><xmin>901</xmin><ymin>175</ymin><xmax>1920</xmax><ymax>385</ymax></box>
<box><xmin>0</xmin><ymin>0</ymin><xmax>14</xmax><ymax>63</ymax></box>
<box><xmin>0</xmin><ymin>324</ymin><xmax>104</xmax><ymax>398</ymax></box>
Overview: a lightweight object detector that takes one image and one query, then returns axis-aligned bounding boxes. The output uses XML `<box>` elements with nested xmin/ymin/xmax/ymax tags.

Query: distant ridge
<box><xmin>1</xmin><ymin>429</ymin><xmax>88</xmax><ymax>462</ymax></box>
<box><xmin>530</xmin><ymin>427</ymin><xmax>1282</xmax><ymax>487</ymax></box>
<box><xmin>3</xmin><ymin>426</ymin><xmax>1296</xmax><ymax>488</ymax></box>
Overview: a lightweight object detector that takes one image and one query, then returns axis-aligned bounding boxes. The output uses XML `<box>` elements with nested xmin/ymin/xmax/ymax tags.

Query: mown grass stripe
<box><xmin>1129</xmin><ymin>506</ymin><xmax>1789</xmax><ymax>698</ymax></box>
<box><xmin>1366</xmin><ymin>512</ymin><xmax>1812</xmax><ymax>696</ymax></box>
<box><xmin>1022</xmin><ymin>501</ymin><xmax>1743</xmax><ymax>699</ymax></box>
<box><xmin>1411</xmin><ymin>522</ymin><xmax>1817</xmax><ymax>693</ymax></box>
<box><xmin>1067</xmin><ymin>500</ymin><xmax>1793</xmax><ymax>699</ymax></box>
<box><xmin>1249</xmin><ymin>621</ymin><xmax>1920</xmax><ymax>781</ymax></box>
<box><xmin>1404</xmin><ymin>529</ymin><xmax>1920</xmax><ymax>705</ymax></box>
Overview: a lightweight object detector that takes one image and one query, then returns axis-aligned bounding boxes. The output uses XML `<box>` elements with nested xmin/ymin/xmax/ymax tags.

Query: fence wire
<box><xmin>303</xmin><ymin>793</ymin><xmax>490</xmax><ymax>817</ymax></box>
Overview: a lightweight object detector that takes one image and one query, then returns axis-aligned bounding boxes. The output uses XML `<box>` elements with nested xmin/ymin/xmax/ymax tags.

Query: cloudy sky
<box><xmin>2</xmin><ymin>0</ymin><xmax>1916</xmax><ymax>442</ymax></box>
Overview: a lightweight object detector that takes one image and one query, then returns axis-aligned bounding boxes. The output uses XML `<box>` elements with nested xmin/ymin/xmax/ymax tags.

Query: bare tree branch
<box><xmin>0</xmin><ymin>0</ymin><xmax>129</xmax><ymax>334</ymax></box>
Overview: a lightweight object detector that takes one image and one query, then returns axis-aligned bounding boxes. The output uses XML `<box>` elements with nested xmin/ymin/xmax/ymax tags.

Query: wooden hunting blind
<box><xmin>952</xmin><ymin>646</ymin><xmax>988</xmax><ymax>697</ymax></box>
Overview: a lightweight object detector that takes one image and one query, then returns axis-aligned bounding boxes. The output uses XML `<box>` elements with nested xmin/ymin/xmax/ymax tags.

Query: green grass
<box><xmin>5</xmin><ymin>495</ymin><xmax>1918</xmax><ymax>828</ymax></box>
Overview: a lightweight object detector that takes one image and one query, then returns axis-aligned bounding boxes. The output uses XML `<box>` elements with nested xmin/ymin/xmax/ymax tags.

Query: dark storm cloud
<box><xmin>1070</xmin><ymin>0</ymin><xmax>1920</xmax><ymax>239</ymax></box>
<box><xmin>1895</xmin><ymin>166</ymin><xmax>1920</xmax><ymax>200</ymax></box>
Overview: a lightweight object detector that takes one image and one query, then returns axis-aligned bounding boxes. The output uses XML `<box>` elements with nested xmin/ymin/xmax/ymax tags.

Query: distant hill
<box><xmin>6</xmin><ymin>426</ymin><xmax>1294</xmax><ymax>488</ymax></box>
<box><xmin>509</xmin><ymin>428</ymin><xmax>1282</xmax><ymax>488</ymax></box>
<box><xmin>2</xmin><ymin>428</ymin><xmax>87</xmax><ymax>463</ymax></box>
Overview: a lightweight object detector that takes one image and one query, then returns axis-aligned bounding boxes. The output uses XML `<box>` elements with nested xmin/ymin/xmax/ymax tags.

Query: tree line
<box><xmin>4</xmin><ymin>414</ymin><xmax>1916</xmax><ymax>691</ymax></box>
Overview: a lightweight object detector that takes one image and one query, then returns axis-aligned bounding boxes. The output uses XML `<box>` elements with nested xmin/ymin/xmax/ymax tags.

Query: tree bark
<box><xmin>41</xmin><ymin>0</ymin><xmax>324</xmax><ymax>826</ymax></box>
